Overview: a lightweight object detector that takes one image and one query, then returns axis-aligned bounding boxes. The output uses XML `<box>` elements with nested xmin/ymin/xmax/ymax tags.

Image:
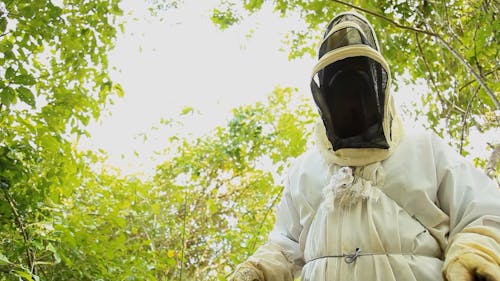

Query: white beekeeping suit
<box><xmin>230</xmin><ymin>11</ymin><xmax>500</xmax><ymax>281</ymax></box>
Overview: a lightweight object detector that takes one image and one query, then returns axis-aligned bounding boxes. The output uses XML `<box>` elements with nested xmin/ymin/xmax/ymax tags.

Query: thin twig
<box><xmin>331</xmin><ymin>0</ymin><xmax>437</xmax><ymax>36</ymax></box>
<box><xmin>459</xmin><ymin>69</ymin><xmax>498</xmax><ymax>92</ymax></box>
<box><xmin>486</xmin><ymin>143</ymin><xmax>500</xmax><ymax>179</ymax></box>
<box><xmin>178</xmin><ymin>188</ymin><xmax>188</xmax><ymax>281</ymax></box>
<box><xmin>472</xmin><ymin>22</ymin><xmax>484</xmax><ymax>79</ymax></box>
<box><xmin>0</xmin><ymin>31</ymin><xmax>11</xmax><ymax>38</ymax></box>
<box><xmin>415</xmin><ymin>33</ymin><xmax>438</xmax><ymax>90</ymax></box>
<box><xmin>249</xmin><ymin>188</ymin><xmax>284</xmax><ymax>252</ymax></box>
<box><xmin>414</xmin><ymin>32</ymin><xmax>465</xmax><ymax>114</ymax></box>
<box><xmin>2</xmin><ymin>189</ymin><xmax>36</xmax><ymax>277</ymax></box>
<box><xmin>442</xmin><ymin>1</ymin><xmax>465</xmax><ymax>46</ymax></box>
<box><xmin>330</xmin><ymin>0</ymin><xmax>500</xmax><ymax>109</ymax></box>
<box><xmin>459</xmin><ymin>86</ymin><xmax>480</xmax><ymax>154</ymax></box>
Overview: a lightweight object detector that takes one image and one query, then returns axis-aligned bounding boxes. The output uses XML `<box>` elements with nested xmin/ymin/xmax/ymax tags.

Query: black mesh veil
<box><xmin>311</xmin><ymin>13</ymin><xmax>389</xmax><ymax>150</ymax></box>
<box><xmin>322</xmin><ymin>14</ymin><xmax>378</xmax><ymax>51</ymax></box>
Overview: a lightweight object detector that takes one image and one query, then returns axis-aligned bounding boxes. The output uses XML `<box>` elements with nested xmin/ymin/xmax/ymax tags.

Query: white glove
<box><xmin>229</xmin><ymin>242</ymin><xmax>296</xmax><ymax>281</ymax></box>
<box><xmin>444</xmin><ymin>252</ymin><xmax>500</xmax><ymax>281</ymax></box>
<box><xmin>443</xmin><ymin>226</ymin><xmax>500</xmax><ymax>281</ymax></box>
<box><xmin>229</xmin><ymin>263</ymin><xmax>263</xmax><ymax>281</ymax></box>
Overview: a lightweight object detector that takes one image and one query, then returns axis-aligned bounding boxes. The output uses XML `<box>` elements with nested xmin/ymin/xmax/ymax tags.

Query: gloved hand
<box><xmin>443</xmin><ymin>252</ymin><xmax>500</xmax><ymax>281</ymax></box>
<box><xmin>229</xmin><ymin>262</ymin><xmax>264</xmax><ymax>281</ymax></box>
<box><xmin>228</xmin><ymin>242</ymin><xmax>297</xmax><ymax>281</ymax></box>
<box><xmin>443</xmin><ymin>226</ymin><xmax>500</xmax><ymax>281</ymax></box>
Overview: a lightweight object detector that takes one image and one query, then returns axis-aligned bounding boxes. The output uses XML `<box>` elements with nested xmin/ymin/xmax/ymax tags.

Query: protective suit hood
<box><xmin>310</xmin><ymin>12</ymin><xmax>403</xmax><ymax>166</ymax></box>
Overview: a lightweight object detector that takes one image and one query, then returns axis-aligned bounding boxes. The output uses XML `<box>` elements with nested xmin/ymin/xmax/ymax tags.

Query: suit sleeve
<box><xmin>433</xmin><ymin>135</ymin><xmax>500</xmax><ymax>279</ymax></box>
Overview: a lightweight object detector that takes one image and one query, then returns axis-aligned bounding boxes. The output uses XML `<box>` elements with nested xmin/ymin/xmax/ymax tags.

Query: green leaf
<box><xmin>5</xmin><ymin>67</ymin><xmax>15</xmax><ymax>80</ymax></box>
<box><xmin>0</xmin><ymin>86</ymin><xmax>16</xmax><ymax>106</ymax></box>
<box><xmin>0</xmin><ymin>40</ymin><xmax>12</xmax><ymax>52</ymax></box>
<box><xmin>0</xmin><ymin>253</ymin><xmax>10</xmax><ymax>265</ymax></box>
<box><xmin>14</xmin><ymin>270</ymin><xmax>34</xmax><ymax>281</ymax></box>
<box><xmin>0</xmin><ymin>17</ymin><xmax>7</xmax><ymax>33</ymax></box>
<box><xmin>40</xmin><ymin>134</ymin><xmax>60</xmax><ymax>153</ymax></box>
<box><xmin>113</xmin><ymin>83</ymin><xmax>124</xmax><ymax>98</ymax></box>
<box><xmin>13</xmin><ymin>74</ymin><xmax>36</xmax><ymax>85</ymax></box>
<box><xmin>111</xmin><ymin>4</ymin><xmax>123</xmax><ymax>16</ymax></box>
<box><xmin>17</xmin><ymin>86</ymin><xmax>36</xmax><ymax>107</ymax></box>
<box><xmin>180</xmin><ymin>106</ymin><xmax>194</xmax><ymax>116</ymax></box>
<box><xmin>210</xmin><ymin>7</ymin><xmax>240</xmax><ymax>30</ymax></box>
<box><xmin>46</xmin><ymin>243</ymin><xmax>61</xmax><ymax>264</ymax></box>
<box><xmin>20</xmin><ymin>5</ymin><xmax>36</xmax><ymax>19</ymax></box>
<box><xmin>243</xmin><ymin>0</ymin><xmax>265</xmax><ymax>12</ymax></box>
<box><xmin>48</xmin><ymin>6</ymin><xmax>63</xmax><ymax>18</ymax></box>
<box><xmin>4</xmin><ymin>50</ymin><xmax>15</xmax><ymax>60</ymax></box>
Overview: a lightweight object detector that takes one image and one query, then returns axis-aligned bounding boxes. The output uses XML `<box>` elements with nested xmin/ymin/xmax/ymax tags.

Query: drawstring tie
<box><xmin>306</xmin><ymin>248</ymin><xmax>363</xmax><ymax>264</ymax></box>
<box><xmin>306</xmin><ymin>248</ymin><xmax>417</xmax><ymax>264</ymax></box>
<box><xmin>344</xmin><ymin>248</ymin><xmax>363</xmax><ymax>264</ymax></box>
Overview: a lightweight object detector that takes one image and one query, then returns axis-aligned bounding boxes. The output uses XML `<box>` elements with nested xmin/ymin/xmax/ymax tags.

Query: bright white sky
<box><xmin>80</xmin><ymin>0</ymin><xmax>495</xmax><ymax>177</ymax></box>
<box><xmin>81</xmin><ymin>0</ymin><xmax>313</xmax><ymax>175</ymax></box>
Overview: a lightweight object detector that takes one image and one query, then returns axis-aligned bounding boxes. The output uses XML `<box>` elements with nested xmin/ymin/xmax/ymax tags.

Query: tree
<box><xmin>1</xmin><ymin>66</ymin><xmax>315</xmax><ymax>280</ymax></box>
<box><xmin>209</xmin><ymin>0</ymin><xmax>500</xmax><ymax>177</ymax></box>
<box><xmin>0</xmin><ymin>0</ymin><xmax>123</xmax><ymax>279</ymax></box>
<box><xmin>0</xmin><ymin>87</ymin><xmax>315</xmax><ymax>280</ymax></box>
<box><xmin>152</xmin><ymin>87</ymin><xmax>315</xmax><ymax>279</ymax></box>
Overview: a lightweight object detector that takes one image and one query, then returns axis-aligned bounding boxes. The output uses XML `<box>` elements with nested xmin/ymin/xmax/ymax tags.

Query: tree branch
<box><xmin>330</xmin><ymin>0</ymin><xmax>438</xmax><ymax>35</ymax></box>
<box><xmin>415</xmin><ymin>32</ymin><xmax>465</xmax><ymax>115</ymax></box>
<box><xmin>2</xmin><ymin>188</ymin><xmax>36</xmax><ymax>277</ymax></box>
<box><xmin>472</xmin><ymin>22</ymin><xmax>486</xmax><ymax>81</ymax></box>
<box><xmin>486</xmin><ymin>143</ymin><xmax>500</xmax><ymax>179</ymax></box>
<box><xmin>459</xmin><ymin>68</ymin><xmax>498</xmax><ymax>92</ymax></box>
<box><xmin>415</xmin><ymin>32</ymin><xmax>438</xmax><ymax>88</ymax></box>
<box><xmin>330</xmin><ymin>0</ymin><xmax>500</xmax><ymax>110</ymax></box>
<box><xmin>0</xmin><ymin>31</ymin><xmax>11</xmax><ymax>38</ymax></box>
<box><xmin>178</xmin><ymin>187</ymin><xmax>188</xmax><ymax>281</ymax></box>
<box><xmin>459</xmin><ymin>86</ymin><xmax>480</xmax><ymax>154</ymax></box>
<box><xmin>248</xmin><ymin>188</ymin><xmax>283</xmax><ymax>252</ymax></box>
<box><xmin>442</xmin><ymin>1</ymin><xmax>465</xmax><ymax>46</ymax></box>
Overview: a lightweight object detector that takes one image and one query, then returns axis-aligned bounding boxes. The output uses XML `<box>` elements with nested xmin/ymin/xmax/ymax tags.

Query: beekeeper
<box><xmin>230</xmin><ymin>11</ymin><xmax>500</xmax><ymax>281</ymax></box>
